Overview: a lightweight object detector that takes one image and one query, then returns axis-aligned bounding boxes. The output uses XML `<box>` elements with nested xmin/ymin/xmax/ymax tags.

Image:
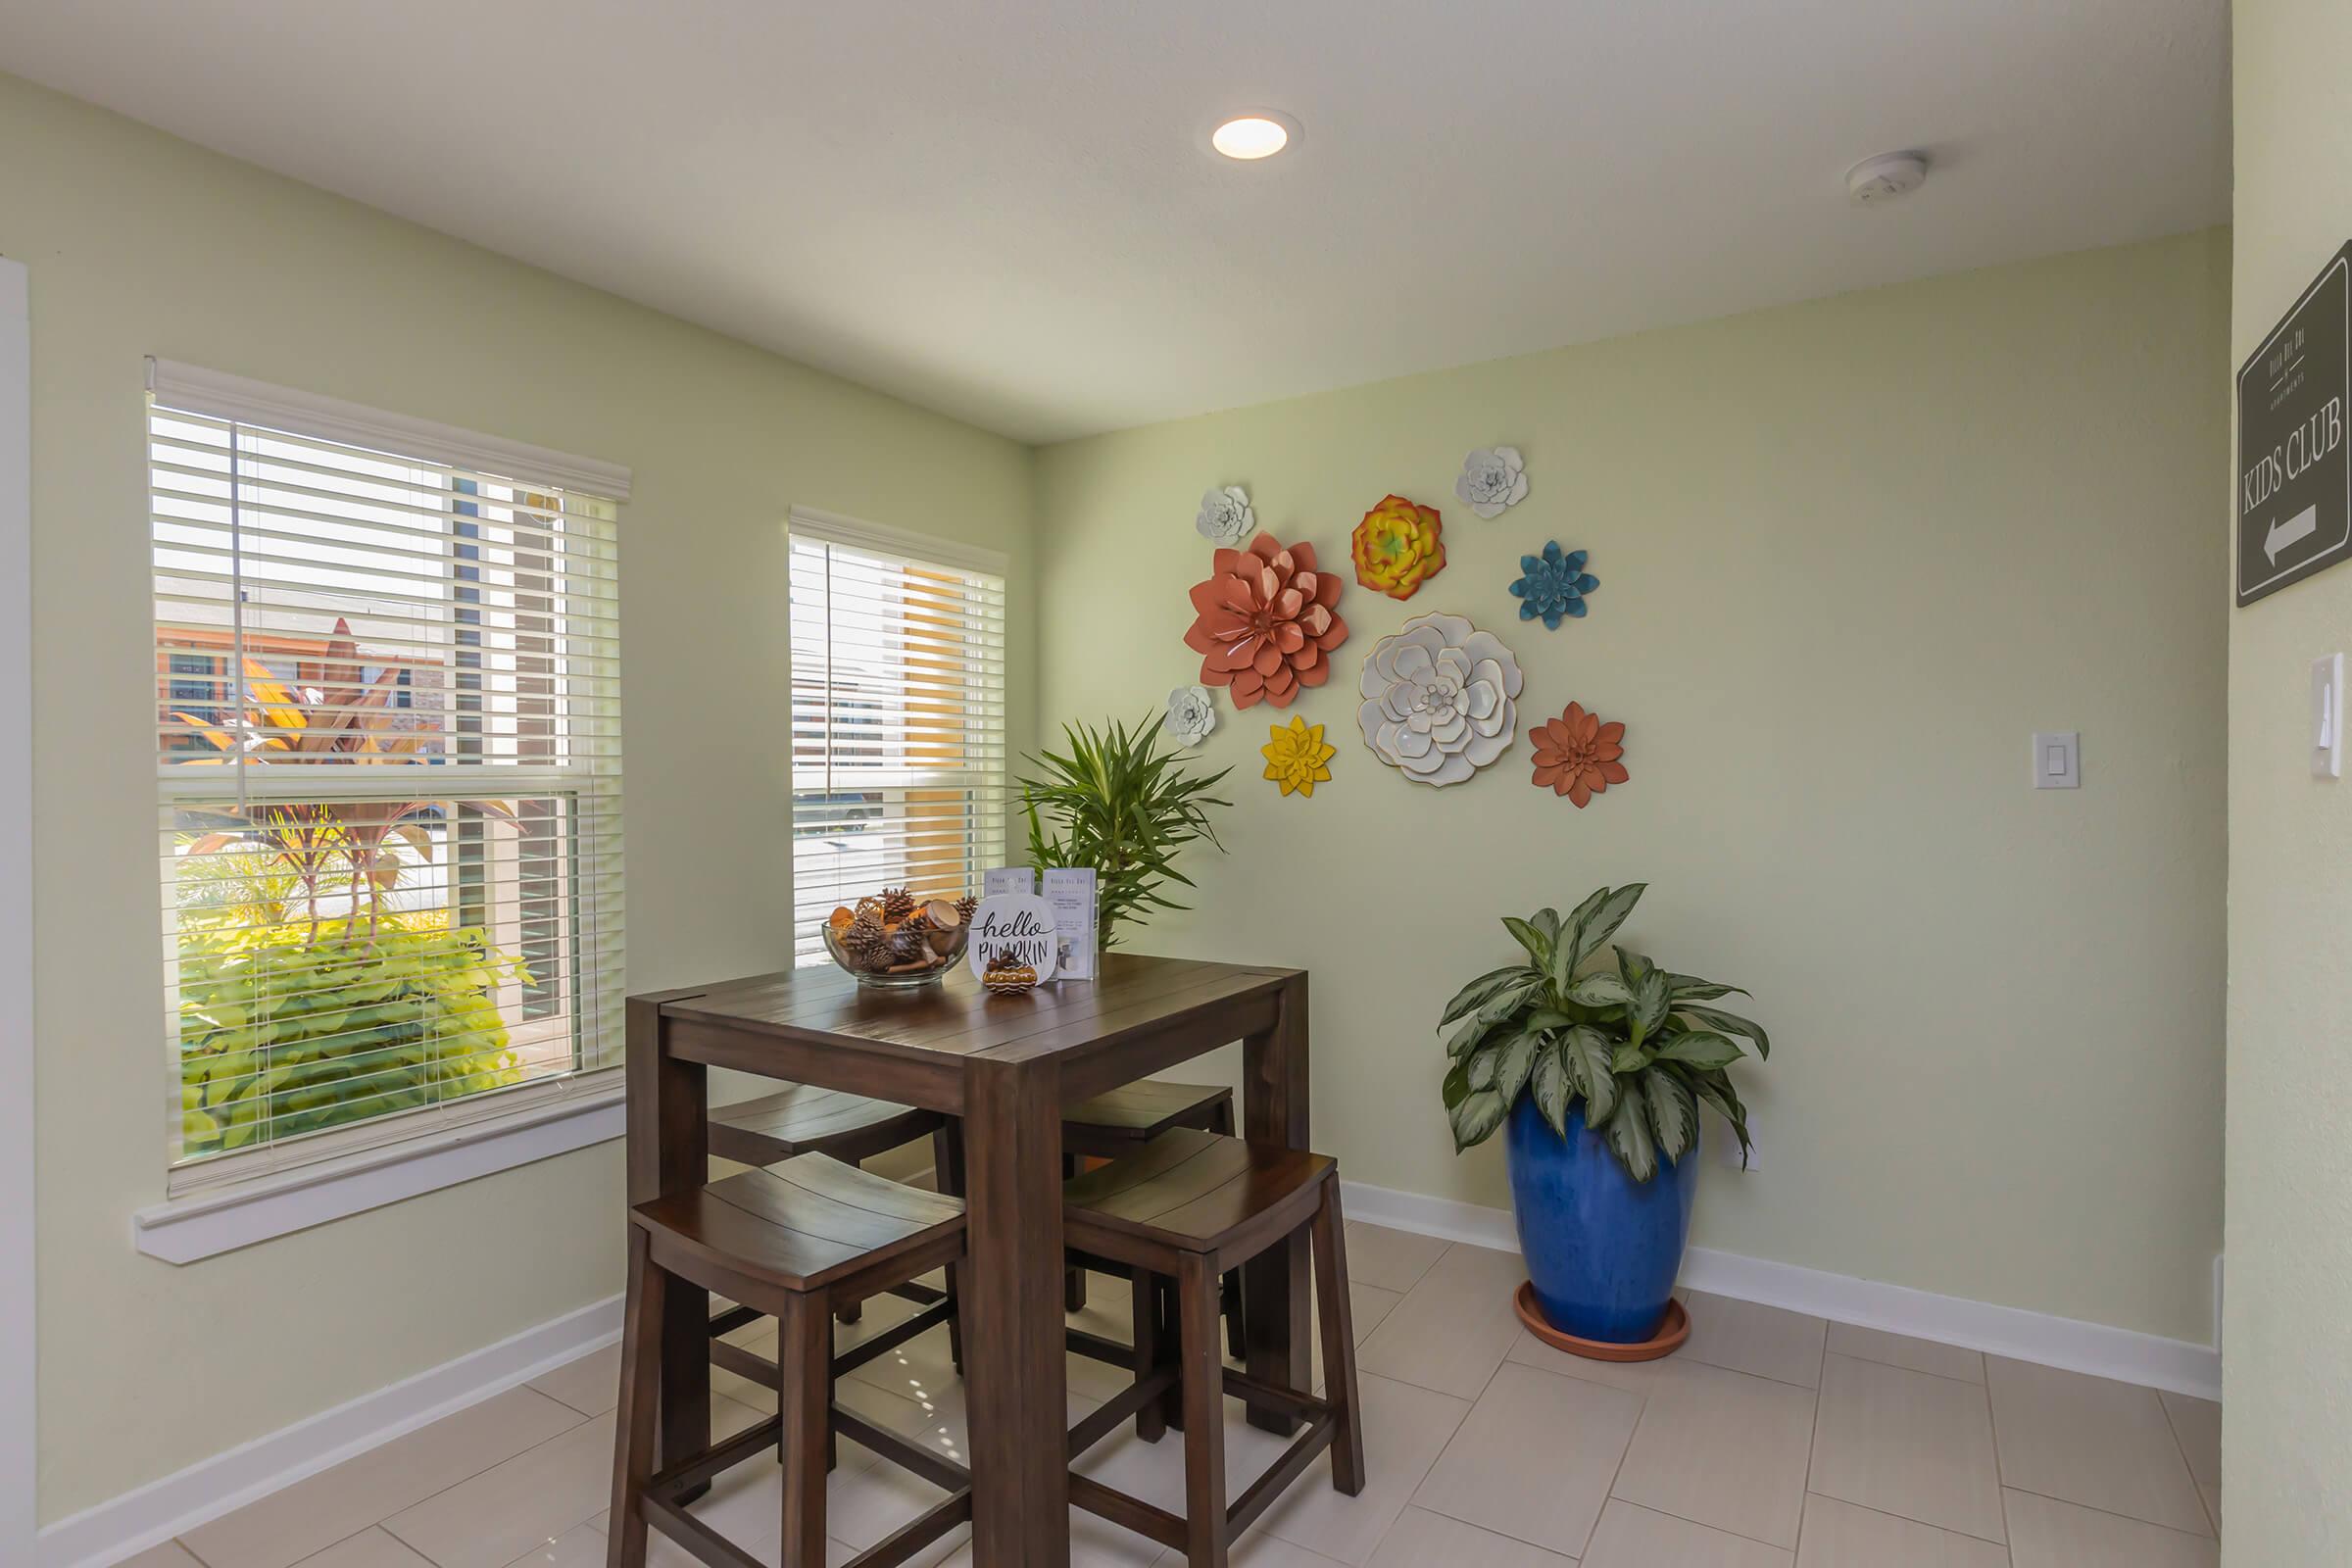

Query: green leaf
<box><xmin>1561</xmin><ymin>886</ymin><xmax>1611</xmax><ymax>956</ymax></box>
<box><xmin>1633</xmin><ymin>969</ymin><xmax>1673</xmax><ymax>1041</ymax></box>
<box><xmin>1532</xmin><ymin>907</ymin><xmax>1562</xmax><ymax>947</ymax></box>
<box><xmin>1610</xmin><ymin>1042</ymin><xmax>1651</xmax><ymax>1076</ymax></box>
<box><xmin>1562</xmin><ymin>1026</ymin><xmax>1618</xmax><ymax>1125</ymax></box>
<box><xmin>1652</xmin><ymin>1030</ymin><xmax>1742</xmax><ymax>1070</ymax></box>
<box><xmin>1467</xmin><ymin>1046</ymin><xmax>1500</xmax><ymax>1091</ymax></box>
<box><xmin>1566</xmin><ymin>972</ymin><xmax>1633</xmax><ymax>1008</ymax></box>
<box><xmin>1477</xmin><ymin>977</ymin><xmax>1545</xmax><ymax>1026</ymax></box>
<box><xmin>1441</xmin><ymin>964</ymin><xmax>1536</xmax><ymax>1026</ymax></box>
<box><xmin>1646</xmin><ymin>1071</ymin><xmax>1699</xmax><ymax>1162</ymax></box>
<box><xmin>1450</xmin><ymin>1090</ymin><xmax>1508</xmax><ymax>1152</ymax></box>
<box><xmin>1493</xmin><ymin>1028</ymin><xmax>1541</xmax><ymax>1103</ymax></box>
<box><xmin>1603</xmin><ymin>1082</ymin><xmax>1658</xmax><ymax>1181</ymax></box>
<box><xmin>1689</xmin><ymin>1071</ymin><xmax>1754</xmax><ymax>1166</ymax></box>
<box><xmin>1445</xmin><ymin>1012</ymin><xmax>1494</xmax><ymax>1060</ymax></box>
<box><xmin>1677</xmin><ymin>1003</ymin><xmax>1771</xmax><ymax>1060</ymax></box>
<box><xmin>1531</xmin><ymin>1043</ymin><xmax>1571</xmax><ymax>1137</ymax></box>
<box><xmin>1500</xmin><ymin>915</ymin><xmax>1552</xmax><ymax>969</ymax></box>
<box><xmin>1666</xmin><ymin>972</ymin><xmax>1750</xmax><ymax>1003</ymax></box>
<box><xmin>1524</xmin><ymin>1008</ymin><xmax>1573</xmax><ymax>1031</ymax></box>
<box><xmin>1441</xmin><ymin>1058</ymin><xmax>1471</xmax><ymax>1110</ymax></box>
<box><xmin>1574</xmin><ymin>883</ymin><xmax>1646</xmax><ymax>965</ymax></box>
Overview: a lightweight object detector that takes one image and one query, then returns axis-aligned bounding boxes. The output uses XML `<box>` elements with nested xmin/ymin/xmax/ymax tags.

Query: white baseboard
<box><xmin>1340</xmin><ymin>1178</ymin><xmax>2222</xmax><ymax>1403</ymax></box>
<box><xmin>36</xmin><ymin>1294</ymin><xmax>623</xmax><ymax>1568</ymax></box>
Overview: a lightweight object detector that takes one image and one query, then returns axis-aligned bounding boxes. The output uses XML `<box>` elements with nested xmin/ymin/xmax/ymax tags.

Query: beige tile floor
<box><xmin>130</xmin><ymin>1227</ymin><xmax>2222</xmax><ymax>1568</ymax></box>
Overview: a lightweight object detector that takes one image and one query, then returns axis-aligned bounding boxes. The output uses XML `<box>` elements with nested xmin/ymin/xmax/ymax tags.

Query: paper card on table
<box><xmin>1041</xmin><ymin>866</ymin><xmax>1099</xmax><ymax>982</ymax></box>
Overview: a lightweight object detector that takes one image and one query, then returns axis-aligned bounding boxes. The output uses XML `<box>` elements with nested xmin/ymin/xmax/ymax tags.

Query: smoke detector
<box><xmin>1846</xmin><ymin>152</ymin><xmax>1929</xmax><ymax>207</ymax></box>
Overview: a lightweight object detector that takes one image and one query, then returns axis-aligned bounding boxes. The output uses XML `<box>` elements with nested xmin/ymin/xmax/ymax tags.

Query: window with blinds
<box><xmin>788</xmin><ymin>510</ymin><xmax>1007</xmax><ymax>965</ymax></box>
<box><xmin>149</xmin><ymin>362</ymin><xmax>626</xmax><ymax>1191</ymax></box>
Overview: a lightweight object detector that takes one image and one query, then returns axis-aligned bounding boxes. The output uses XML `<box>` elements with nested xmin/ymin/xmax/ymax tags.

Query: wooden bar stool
<box><xmin>706</xmin><ymin>1083</ymin><xmax>960</xmax><ymax>1356</ymax></box>
<box><xmin>608</xmin><ymin>1154</ymin><xmax>970</xmax><ymax>1568</ymax></box>
<box><xmin>1059</xmin><ymin>1129</ymin><xmax>1365</xmax><ymax>1568</ymax></box>
<box><xmin>1060</xmin><ymin>1080</ymin><xmax>1245</xmax><ymax>1346</ymax></box>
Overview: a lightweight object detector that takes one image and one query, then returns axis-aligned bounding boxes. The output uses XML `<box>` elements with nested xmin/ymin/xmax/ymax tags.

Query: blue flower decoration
<box><xmin>1509</xmin><ymin>542</ymin><xmax>1598</xmax><ymax>628</ymax></box>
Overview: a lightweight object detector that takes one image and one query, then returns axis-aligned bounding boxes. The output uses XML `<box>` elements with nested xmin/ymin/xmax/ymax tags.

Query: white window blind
<box><xmin>149</xmin><ymin>362</ymin><xmax>627</xmax><ymax>1193</ymax></box>
<box><xmin>788</xmin><ymin>509</ymin><xmax>1007</xmax><ymax>965</ymax></box>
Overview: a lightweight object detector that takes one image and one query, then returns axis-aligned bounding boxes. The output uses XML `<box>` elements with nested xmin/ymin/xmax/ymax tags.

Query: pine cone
<box><xmin>842</xmin><ymin>914</ymin><xmax>891</xmax><ymax>970</ymax></box>
<box><xmin>880</xmin><ymin>886</ymin><xmax>917</xmax><ymax>921</ymax></box>
<box><xmin>956</xmin><ymin>893</ymin><xmax>979</xmax><ymax>924</ymax></box>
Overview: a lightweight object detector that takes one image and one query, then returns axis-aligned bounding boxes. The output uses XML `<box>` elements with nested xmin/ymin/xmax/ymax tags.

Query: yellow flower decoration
<box><xmin>1261</xmin><ymin>714</ymin><xmax>1336</xmax><ymax>798</ymax></box>
<box><xmin>1350</xmin><ymin>493</ymin><xmax>1446</xmax><ymax>601</ymax></box>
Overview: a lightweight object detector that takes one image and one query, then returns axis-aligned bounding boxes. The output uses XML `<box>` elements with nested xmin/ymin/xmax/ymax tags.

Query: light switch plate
<box><xmin>2032</xmin><ymin>731</ymin><xmax>2080</xmax><ymax>789</ymax></box>
<box><xmin>2314</xmin><ymin>654</ymin><xmax>2343</xmax><ymax>779</ymax></box>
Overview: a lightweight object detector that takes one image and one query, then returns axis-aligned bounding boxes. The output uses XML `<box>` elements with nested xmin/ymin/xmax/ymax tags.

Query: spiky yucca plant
<box><xmin>1440</xmin><ymin>884</ymin><xmax>1771</xmax><ymax>1181</ymax></box>
<box><xmin>1019</xmin><ymin>713</ymin><xmax>1232</xmax><ymax>951</ymax></box>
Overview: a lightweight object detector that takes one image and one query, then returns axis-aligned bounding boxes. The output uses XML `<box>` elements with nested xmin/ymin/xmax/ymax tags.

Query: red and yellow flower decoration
<box><xmin>1350</xmin><ymin>494</ymin><xmax>1446</xmax><ymax>600</ymax></box>
<box><xmin>1181</xmin><ymin>532</ymin><xmax>1348</xmax><ymax>709</ymax></box>
<box><xmin>1261</xmin><ymin>714</ymin><xmax>1336</xmax><ymax>799</ymax></box>
<box><xmin>1530</xmin><ymin>703</ymin><xmax>1628</xmax><ymax>808</ymax></box>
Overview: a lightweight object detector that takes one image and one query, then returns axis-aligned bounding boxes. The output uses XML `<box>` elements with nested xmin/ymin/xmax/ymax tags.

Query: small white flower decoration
<box><xmin>1455</xmin><ymin>447</ymin><xmax>1530</xmax><ymax>519</ymax></box>
<box><xmin>1196</xmin><ymin>485</ymin><xmax>1256</xmax><ymax>547</ymax></box>
<box><xmin>1163</xmin><ymin>684</ymin><xmax>1217</xmax><ymax>747</ymax></box>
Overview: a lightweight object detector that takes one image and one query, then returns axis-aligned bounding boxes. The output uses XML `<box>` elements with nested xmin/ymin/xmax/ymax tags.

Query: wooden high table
<box><xmin>626</xmin><ymin>954</ymin><xmax>1311</xmax><ymax>1568</ymax></box>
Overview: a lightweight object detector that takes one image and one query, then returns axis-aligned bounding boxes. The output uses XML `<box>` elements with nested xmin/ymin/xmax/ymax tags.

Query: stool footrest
<box><xmin>706</xmin><ymin>1303</ymin><xmax>762</xmax><ymax>1340</ymax></box>
<box><xmin>832</xmin><ymin>1298</ymin><xmax>956</xmax><ymax>1377</ymax></box>
<box><xmin>1067</xmin><ymin>1366</ymin><xmax>1181</xmax><ymax>1457</ymax></box>
<box><xmin>833</xmin><ymin>1403</ymin><xmax>971</xmax><ymax>1494</ymax></box>
<box><xmin>840</xmin><ymin>1492</ymin><xmax>973</xmax><ymax>1568</ymax></box>
<box><xmin>1227</xmin><ymin>1413</ymin><xmax>1339</xmax><ymax>1540</ymax></box>
<box><xmin>1222</xmin><ymin>1366</ymin><xmax>1330</xmax><ymax>1428</ymax></box>
<box><xmin>1065</xmin><ymin>1325</ymin><xmax>1138</xmax><ymax>1369</ymax></box>
<box><xmin>1070</xmin><ymin>1472</ymin><xmax>1189</xmax><ymax>1551</ymax></box>
<box><xmin>642</xmin><ymin>1494</ymin><xmax>767</xmax><ymax>1568</ymax></box>
<box><xmin>646</xmin><ymin>1412</ymin><xmax>784</xmax><ymax>1500</ymax></box>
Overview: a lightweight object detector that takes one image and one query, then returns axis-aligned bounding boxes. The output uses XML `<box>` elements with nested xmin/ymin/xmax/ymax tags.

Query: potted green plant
<box><xmin>1019</xmin><ymin>713</ymin><xmax>1231</xmax><ymax>952</ymax></box>
<box><xmin>1440</xmin><ymin>884</ymin><xmax>1769</xmax><ymax>1347</ymax></box>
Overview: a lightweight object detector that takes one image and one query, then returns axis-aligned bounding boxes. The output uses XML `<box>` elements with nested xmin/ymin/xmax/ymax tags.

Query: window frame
<box><xmin>135</xmin><ymin>362</ymin><xmax>630</xmax><ymax>1259</ymax></box>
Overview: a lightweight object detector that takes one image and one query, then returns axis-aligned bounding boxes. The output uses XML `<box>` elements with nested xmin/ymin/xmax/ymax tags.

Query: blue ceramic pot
<box><xmin>1505</xmin><ymin>1093</ymin><xmax>1699</xmax><ymax>1342</ymax></box>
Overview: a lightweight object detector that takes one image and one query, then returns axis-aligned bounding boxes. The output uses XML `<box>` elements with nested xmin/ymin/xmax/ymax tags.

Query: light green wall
<box><xmin>0</xmin><ymin>73</ymin><xmax>1036</xmax><ymax>1522</ymax></box>
<box><xmin>2226</xmin><ymin>1</ymin><xmax>2352</xmax><ymax>1557</ymax></box>
<box><xmin>1037</xmin><ymin>230</ymin><xmax>2230</xmax><ymax>1347</ymax></box>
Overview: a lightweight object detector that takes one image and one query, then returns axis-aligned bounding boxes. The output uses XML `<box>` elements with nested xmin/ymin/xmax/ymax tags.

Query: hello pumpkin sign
<box><xmin>966</xmin><ymin>893</ymin><xmax>1059</xmax><ymax>984</ymax></box>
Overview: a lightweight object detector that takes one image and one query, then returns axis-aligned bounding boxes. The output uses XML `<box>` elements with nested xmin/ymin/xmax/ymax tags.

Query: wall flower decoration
<box><xmin>1356</xmin><ymin>612</ymin><xmax>1523</xmax><ymax>787</ymax></box>
<box><xmin>1162</xmin><ymin>684</ymin><xmax>1217</xmax><ymax>747</ymax></box>
<box><xmin>1456</xmin><ymin>446</ymin><xmax>1529</xmax><ymax>518</ymax></box>
<box><xmin>1261</xmin><ymin>714</ymin><xmax>1336</xmax><ymax>798</ymax></box>
<box><xmin>1350</xmin><ymin>494</ymin><xmax>1446</xmax><ymax>600</ymax></box>
<box><xmin>1509</xmin><ymin>541</ymin><xmax>1598</xmax><ymax>627</ymax></box>
<box><xmin>1530</xmin><ymin>702</ymin><xmax>1628</xmax><ymax>807</ymax></box>
<box><xmin>1196</xmin><ymin>485</ymin><xmax>1256</xmax><ymax>547</ymax></box>
<box><xmin>1182</xmin><ymin>532</ymin><xmax>1349</xmax><ymax>709</ymax></box>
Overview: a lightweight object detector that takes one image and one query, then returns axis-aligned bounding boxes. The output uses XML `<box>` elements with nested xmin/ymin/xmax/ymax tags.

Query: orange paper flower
<box><xmin>1350</xmin><ymin>494</ymin><xmax>1446</xmax><ymax>600</ymax></box>
<box><xmin>1182</xmin><ymin>532</ymin><xmax>1348</xmax><ymax>709</ymax></box>
<box><xmin>1530</xmin><ymin>703</ymin><xmax>1628</xmax><ymax>807</ymax></box>
<box><xmin>1261</xmin><ymin>714</ymin><xmax>1336</xmax><ymax>798</ymax></box>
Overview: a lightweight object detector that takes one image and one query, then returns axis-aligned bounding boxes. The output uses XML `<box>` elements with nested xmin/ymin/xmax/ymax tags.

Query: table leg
<box><xmin>624</xmin><ymin>997</ymin><xmax>710</xmax><ymax>1494</ymax></box>
<box><xmin>1242</xmin><ymin>972</ymin><xmax>1311</xmax><ymax>1434</ymax></box>
<box><xmin>959</xmin><ymin>1058</ymin><xmax>1072</xmax><ymax>1568</ymax></box>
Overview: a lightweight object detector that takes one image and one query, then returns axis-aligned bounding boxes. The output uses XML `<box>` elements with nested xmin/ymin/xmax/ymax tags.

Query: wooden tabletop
<box><xmin>655</xmin><ymin>954</ymin><xmax>1300</xmax><ymax>1106</ymax></box>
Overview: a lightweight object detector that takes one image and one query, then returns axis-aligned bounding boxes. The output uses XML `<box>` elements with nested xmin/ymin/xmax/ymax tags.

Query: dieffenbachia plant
<box><xmin>1439</xmin><ymin>884</ymin><xmax>1770</xmax><ymax>1181</ymax></box>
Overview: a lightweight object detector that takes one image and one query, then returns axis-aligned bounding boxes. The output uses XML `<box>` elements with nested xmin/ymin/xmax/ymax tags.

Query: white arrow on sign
<box><xmin>2267</xmin><ymin>503</ymin><xmax>2320</xmax><ymax>564</ymax></box>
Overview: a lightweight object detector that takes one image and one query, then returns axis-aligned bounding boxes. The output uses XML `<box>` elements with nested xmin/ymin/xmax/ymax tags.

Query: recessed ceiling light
<box><xmin>1209</xmin><ymin>112</ymin><xmax>1299</xmax><ymax>162</ymax></box>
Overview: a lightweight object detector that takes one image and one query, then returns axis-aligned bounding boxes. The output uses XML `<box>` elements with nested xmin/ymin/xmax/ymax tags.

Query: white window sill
<box><xmin>132</xmin><ymin>1084</ymin><xmax>625</xmax><ymax>1263</ymax></box>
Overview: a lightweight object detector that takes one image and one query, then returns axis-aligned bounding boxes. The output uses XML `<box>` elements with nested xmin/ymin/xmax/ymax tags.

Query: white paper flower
<box><xmin>1196</xmin><ymin>485</ymin><xmax>1256</xmax><ymax>547</ymax></box>
<box><xmin>1163</xmin><ymin>684</ymin><xmax>1216</xmax><ymax>747</ymax></box>
<box><xmin>1356</xmin><ymin>612</ymin><xmax>1524</xmax><ymax>787</ymax></box>
<box><xmin>1455</xmin><ymin>447</ymin><xmax>1529</xmax><ymax>519</ymax></box>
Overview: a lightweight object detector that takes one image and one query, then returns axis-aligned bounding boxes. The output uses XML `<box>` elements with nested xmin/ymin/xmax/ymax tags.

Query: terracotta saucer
<box><xmin>1512</xmin><ymin>1281</ymin><xmax>1690</xmax><ymax>1363</ymax></box>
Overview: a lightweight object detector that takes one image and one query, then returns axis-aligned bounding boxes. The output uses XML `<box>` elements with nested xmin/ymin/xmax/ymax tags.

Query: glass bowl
<box><xmin>821</xmin><ymin>913</ymin><xmax>969</xmax><ymax>989</ymax></box>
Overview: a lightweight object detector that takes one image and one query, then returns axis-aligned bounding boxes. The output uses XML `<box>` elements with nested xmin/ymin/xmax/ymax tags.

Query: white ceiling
<box><xmin>0</xmin><ymin>1</ymin><xmax>2230</xmax><ymax>443</ymax></box>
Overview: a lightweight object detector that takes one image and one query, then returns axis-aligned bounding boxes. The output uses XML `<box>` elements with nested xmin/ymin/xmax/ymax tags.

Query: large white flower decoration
<box><xmin>1195</xmin><ymin>485</ymin><xmax>1256</xmax><ymax>547</ymax></box>
<box><xmin>1356</xmin><ymin>612</ymin><xmax>1524</xmax><ymax>787</ymax></box>
<box><xmin>1163</xmin><ymin>684</ymin><xmax>1216</xmax><ymax>747</ymax></box>
<box><xmin>1455</xmin><ymin>446</ymin><xmax>1529</xmax><ymax>519</ymax></box>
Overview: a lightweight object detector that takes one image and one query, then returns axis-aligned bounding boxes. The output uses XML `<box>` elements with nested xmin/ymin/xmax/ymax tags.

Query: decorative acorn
<box><xmin>922</xmin><ymin>899</ymin><xmax>964</xmax><ymax>956</ymax></box>
<box><xmin>983</xmin><ymin>955</ymin><xmax>1039</xmax><ymax>995</ymax></box>
<box><xmin>880</xmin><ymin>886</ymin><xmax>918</xmax><ymax>922</ymax></box>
